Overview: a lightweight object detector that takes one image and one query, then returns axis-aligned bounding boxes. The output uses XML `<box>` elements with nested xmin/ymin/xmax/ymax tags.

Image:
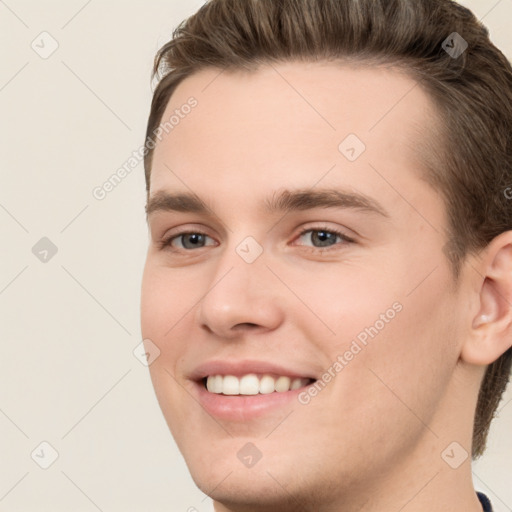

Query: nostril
<box><xmin>234</xmin><ymin>323</ymin><xmax>260</xmax><ymax>330</ymax></box>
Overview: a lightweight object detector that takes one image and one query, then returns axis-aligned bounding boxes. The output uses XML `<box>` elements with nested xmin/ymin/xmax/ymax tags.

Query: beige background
<box><xmin>0</xmin><ymin>1</ymin><xmax>511</xmax><ymax>511</ymax></box>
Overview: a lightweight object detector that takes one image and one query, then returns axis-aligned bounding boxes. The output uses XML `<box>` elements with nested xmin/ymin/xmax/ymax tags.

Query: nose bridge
<box><xmin>211</xmin><ymin>231</ymin><xmax>268</xmax><ymax>294</ymax></box>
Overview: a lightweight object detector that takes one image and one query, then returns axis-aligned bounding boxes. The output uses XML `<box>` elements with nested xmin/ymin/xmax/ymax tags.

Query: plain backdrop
<box><xmin>1</xmin><ymin>1</ymin><xmax>511</xmax><ymax>511</ymax></box>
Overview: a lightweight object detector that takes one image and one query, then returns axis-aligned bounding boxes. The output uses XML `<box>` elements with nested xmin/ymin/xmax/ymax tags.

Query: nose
<box><xmin>194</xmin><ymin>249</ymin><xmax>285</xmax><ymax>339</ymax></box>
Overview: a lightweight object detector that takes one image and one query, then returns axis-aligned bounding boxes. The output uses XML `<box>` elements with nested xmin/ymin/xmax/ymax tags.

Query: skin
<box><xmin>140</xmin><ymin>61</ymin><xmax>512</xmax><ymax>512</ymax></box>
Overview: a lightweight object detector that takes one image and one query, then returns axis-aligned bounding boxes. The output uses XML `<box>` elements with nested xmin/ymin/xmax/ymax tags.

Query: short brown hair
<box><xmin>143</xmin><ymin>0</ymin><xmax>512</xmax><ymax>459</ymax></box>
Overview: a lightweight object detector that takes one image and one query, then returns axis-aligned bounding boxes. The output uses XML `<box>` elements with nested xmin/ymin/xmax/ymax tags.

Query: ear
<box><xmin>461</xmin><ymin>231</ymin><xmax>512</xmax><ymax>366</ymax></box>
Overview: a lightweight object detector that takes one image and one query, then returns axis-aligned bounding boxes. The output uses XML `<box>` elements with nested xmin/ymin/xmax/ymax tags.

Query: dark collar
<box><xmin>477</xmin><ymin>491</ymin><xmax>493</xmax><ymax>512</ymax></box>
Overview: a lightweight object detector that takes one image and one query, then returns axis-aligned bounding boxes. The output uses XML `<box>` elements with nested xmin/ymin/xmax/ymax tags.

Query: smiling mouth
<box><xmin>202</xmin><ymin>374</ymin><xmax>316</xmax><ymax>395</ymax></box>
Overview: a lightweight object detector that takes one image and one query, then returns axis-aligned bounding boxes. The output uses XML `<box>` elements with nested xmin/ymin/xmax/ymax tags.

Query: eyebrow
<box><xmin>145</xmin><ymin>188</ymin><xmax>389</xmax><ymax>219</ymax></box>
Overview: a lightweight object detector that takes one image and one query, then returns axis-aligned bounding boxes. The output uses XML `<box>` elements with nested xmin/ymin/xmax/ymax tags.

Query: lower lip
<box><xmin>193</xmin><ymin>380</ymin><xmax>313</xmax><ymax>421</ymax></box>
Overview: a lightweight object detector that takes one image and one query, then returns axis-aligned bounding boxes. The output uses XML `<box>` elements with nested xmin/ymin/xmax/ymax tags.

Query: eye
<box><xmin>160</xmin><ymin>231</ymin><xmax>216</xmax><ymax>251</ymax></box>
<box><xmin>294</xmin><ymin>227</ymin><xmax>355</xmax><ymax>251</ymax></box>
<box><xmin>158</xmin><ymin>226</ymin><xmax>355</xmax><ymax>253</ymax></box>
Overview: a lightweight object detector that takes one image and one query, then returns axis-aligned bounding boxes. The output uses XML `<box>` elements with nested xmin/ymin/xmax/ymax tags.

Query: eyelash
<box><xmin>158</xmin><ymin>226</ymin><xmax>355</xmax><ymax>253</ymax></box>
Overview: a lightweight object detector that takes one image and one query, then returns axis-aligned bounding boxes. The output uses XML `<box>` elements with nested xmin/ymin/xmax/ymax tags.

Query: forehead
<box><xmin>150</xmin><ymin>61</ymin><xmax>439</xmax><ymax>210</ymax></box>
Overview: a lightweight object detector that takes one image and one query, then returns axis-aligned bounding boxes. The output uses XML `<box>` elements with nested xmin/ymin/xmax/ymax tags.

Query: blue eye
<box><xmin>159</xmin><ymin>227</ymin><xmax>354</xmax><ymax>253</ymax></box>
<box><xmin>162</xmin><ymin>232</ymin><xmax>216</xmax><ymax>250</ymax></box>
<box><xmin>295</xmin><ymin>228</ymin><xmax>354</xmax><ymax>250</ymax></box>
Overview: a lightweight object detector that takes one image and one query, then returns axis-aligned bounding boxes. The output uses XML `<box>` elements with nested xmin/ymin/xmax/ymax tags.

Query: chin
<box><xmin>182</xmin><ymin>444</ymin><xmax>302</xmax><ymax>505</ymax></box>
<box><xmin>191</xmin><ymin>470</ymin><xmax>303</xmax><ymax>511</ymax></box>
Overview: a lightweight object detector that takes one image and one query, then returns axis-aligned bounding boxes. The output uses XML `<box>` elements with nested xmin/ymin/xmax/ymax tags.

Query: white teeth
<box><xmin>259</xmin><ymin>375</ymin><xmax>275</xmax><ymax>394</ymax></box>
<box><xmin>213</xmin><ymin>375</ymin><xmax>223</xmax><ymax>393</ymax></box>
<box><xmin>290</xmin><ymin>378</ymin><xmax>303</xmax><ymax>390</ymax></box>
<box><xmin>223</xmin><ymin>375</ymin><xmax>240</xmax><ymax>395</ymax></box>
<box><xmin>205</xmin><ymin>374</ymin><xmax>311</xmax><ymax>395</ymax></box>
<box><xmin>239</xmin><ymin>374</ymin><xmax>260</xmax><ymax>395</ymax></box>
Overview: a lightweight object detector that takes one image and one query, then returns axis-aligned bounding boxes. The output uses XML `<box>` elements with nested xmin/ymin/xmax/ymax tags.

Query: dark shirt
<box><xmin>477</xmin><ymin>491</ymin><xmax>493</xmax><ymax>512</ymax></box>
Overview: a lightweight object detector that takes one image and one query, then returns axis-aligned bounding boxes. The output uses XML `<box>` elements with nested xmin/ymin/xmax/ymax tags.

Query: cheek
<box><xmin>338</xmin><ymin>271</ymin><xmax>460</xmax><ymax>431</ymax></box>
<box><xmin>140</xmin><ymin>265</ymin><xmax>195</xmax><ymax>437</ymax></box>
<box><xmin>308</xmin><ymin>284</ymin><xmax>460</xmax><ymax>469</ymax></box>
<box><xmin>297</xmin><ymin>256</ymin><xmax>459</xmax><ymax>414</ymax></box>
<box><xmin>140</xmin><ymin>263</ymin><xmax>197</xmax><ymax>339</ymax></box>
<box><xmin>283</xmin><ymin>262</ymin><xmax>398</xmax><ymax>351</ymax></box>
<box><xmin>140</xmin><ymin>265</ymin><xmax>194</xmax><ymax>399</ymax></box>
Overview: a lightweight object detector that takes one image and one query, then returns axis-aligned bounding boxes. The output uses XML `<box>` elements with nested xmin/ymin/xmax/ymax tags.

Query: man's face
<box><xmin>141</xmin><ymin>62</ymin><xmax>471</xmax><ymax>508</ymax></box>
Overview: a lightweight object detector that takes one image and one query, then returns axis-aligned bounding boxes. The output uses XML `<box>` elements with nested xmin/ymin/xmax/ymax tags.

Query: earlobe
<box><xmin>461</xmin><ymin>232</ymin><xmax>512</xmax><ymax>366</ymax></box>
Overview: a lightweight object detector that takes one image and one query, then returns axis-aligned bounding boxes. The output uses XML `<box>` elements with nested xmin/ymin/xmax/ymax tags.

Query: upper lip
<box><xmin>189</xmin><ymin>359</ymin><xmax>318</xmax><ymax>381</ymax></box>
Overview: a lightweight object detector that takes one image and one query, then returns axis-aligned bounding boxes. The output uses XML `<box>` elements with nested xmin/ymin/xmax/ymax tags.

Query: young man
<box><xmin>140</xmin><ymin>1</ymin><xmax>512</xmax><ymax>510</ymax></box>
